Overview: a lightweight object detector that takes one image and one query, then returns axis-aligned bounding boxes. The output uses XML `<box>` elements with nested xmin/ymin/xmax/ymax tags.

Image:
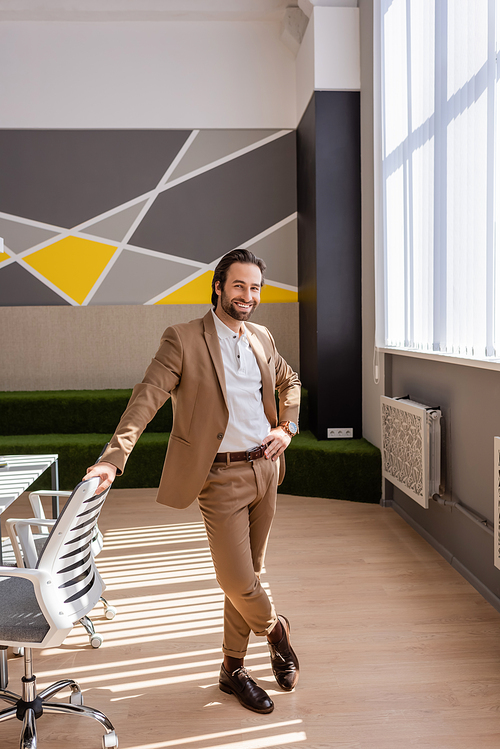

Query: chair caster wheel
<box><xmin>104</xmin><ymin>606</ymin><xmax>117</xmax><ymax>620</ymax></box>
<box><xmin>13</xmin><ymin>647</ymin><xmax>24</xmax><ymax>657</ymax></box>
<box><xmin>102</xmin><ymin>730</ymin><xmax>119</xmax><ymax>748</ymax></box>
<box><xmin>90</xmin><ymin>634</ymin><xmax>103</xmax><ymax>648</ymax></box>
<box><xmin>70</xmin><ymin>690</ymin><xmax>83</xmax><ymax>706</ymax></box>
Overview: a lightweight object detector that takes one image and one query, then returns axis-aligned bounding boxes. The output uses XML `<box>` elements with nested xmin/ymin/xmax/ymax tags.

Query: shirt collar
<box><xmin>211</xmin><ymin>310</ymin><xmax>246</xmax><ymax>341</ymax></box>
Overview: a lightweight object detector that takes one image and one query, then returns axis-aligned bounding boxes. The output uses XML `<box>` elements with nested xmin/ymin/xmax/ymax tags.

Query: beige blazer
<box><xmin>101</xmin><ymin>311</ymin><xmax>301</xmax><ymax>509</ymax></box>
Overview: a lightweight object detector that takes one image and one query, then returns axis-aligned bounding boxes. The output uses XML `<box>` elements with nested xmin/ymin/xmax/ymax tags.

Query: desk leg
<box><xmin>0</xmin><ymin>646</ymin><xmax>8</xmax><ymax>689</ymax></box>
<box><xmin>51</xmin><ymin>459</ymin><xmax>60</xmax><ymax>517</ymax></box>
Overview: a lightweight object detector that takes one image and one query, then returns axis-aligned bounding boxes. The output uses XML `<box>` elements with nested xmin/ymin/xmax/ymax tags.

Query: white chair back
<box><xmin>0</xmin><ymin>477</ymin><xmax>110</xmax><ymax>650</ymax></box>
<box><xmin>35</xmin><ymin>478</ymin><xmax>109</xmax><ymax>624</ymax></box>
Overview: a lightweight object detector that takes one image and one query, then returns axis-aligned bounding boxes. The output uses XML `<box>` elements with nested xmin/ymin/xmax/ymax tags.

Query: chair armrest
<box><xmin>4</xmin><ymin>518</ymin><xmax>25</xmax><ymax>568</ymax></box>
<box><xmin>0</xmin><ymin>565</ymin><xmax>46</xmax><ymax>581</ymax></box>
<box><xmin>5</xmin><ymin>517</ymin><xmax>56</xmax><ymax>568</ymax></box>
<box><xmin>29</xmin><ymin>490</ymin><xmax>72</xmax><ymax>525</ymax></box>
<box><xmin>29</xmin><ymin>491</ymin><xmax>72</xmax><ymax>497</ymax></box>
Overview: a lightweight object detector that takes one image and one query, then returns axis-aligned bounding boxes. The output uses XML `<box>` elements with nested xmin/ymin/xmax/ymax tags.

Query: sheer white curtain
<box><xmin>377</xmin><ymin>0</ymin><xmax>500</xmax><ymax>361</ymax></box>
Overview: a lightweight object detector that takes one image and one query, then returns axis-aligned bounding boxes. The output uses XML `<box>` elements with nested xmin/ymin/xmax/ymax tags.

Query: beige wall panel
<box><xmin>0</xmin><ymin>303</ymin><xmax>299</xmax><ymax>391</ymax></box>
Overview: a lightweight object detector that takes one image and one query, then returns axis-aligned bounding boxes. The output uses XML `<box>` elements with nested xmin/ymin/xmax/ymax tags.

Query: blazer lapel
<box><xmin>203</xmin><ymin>311</ymin><xmax>228</xmax><ymax>408</ymax></box>
<box><xmin>246</xmin><ymin>328</ymin><xmax>278</xmax><ymax>427</ymax></box>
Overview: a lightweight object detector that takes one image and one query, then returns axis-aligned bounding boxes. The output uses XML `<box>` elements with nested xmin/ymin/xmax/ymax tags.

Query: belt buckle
<box><xmin>245</xmin><ymin>446</ymin><xmax>261</xmax><ymax>462</ymax></box>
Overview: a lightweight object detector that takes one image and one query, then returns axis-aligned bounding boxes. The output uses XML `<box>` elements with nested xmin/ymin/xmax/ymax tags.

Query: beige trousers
<box><xmin>197</xmin><ymin>455</ymin><xmax>279</xmax><ymax>658</ymax></box>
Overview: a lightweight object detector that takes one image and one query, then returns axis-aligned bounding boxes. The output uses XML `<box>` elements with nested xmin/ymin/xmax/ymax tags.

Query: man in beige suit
<box><xmin>85</xmin><ymin>249</ymin><xmax>301</xmax><ymax>714</ymax></box>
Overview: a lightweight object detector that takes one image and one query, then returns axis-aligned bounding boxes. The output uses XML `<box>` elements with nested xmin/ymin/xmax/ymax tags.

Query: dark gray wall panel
<box><xmin>317</xmin><ymin>92</ymin><xmax>362</xmax><ymax>437</ymax></box>
<box><xmin>0</xmin><ymin>263</ymin><xmax>69</xmax><ymax>305</ymax></box>
<box><xmin>0</xmin><ymin>130</ymin><xmax>191</xmax><ymax>228</ymax></box>
<box><xmin>130</xmin><ymin>132</ymin><xmax>297</xmax><ymax>264</ymax></box>
<box><xmin>298</xmin><ymin>92</ymin><xmax>362</xmax><ymax>439</ymax></box>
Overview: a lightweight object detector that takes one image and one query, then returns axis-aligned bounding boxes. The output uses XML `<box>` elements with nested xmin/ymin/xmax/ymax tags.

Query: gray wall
<box><xmin>0</xmin><ymin>129</ymin><xmax>297</xmax><ymax>307</ymax></box>
<box><xmin>359</xmin><ymin>0</ymin><xmax>500</xmax><ymax>608</ymax></box>
<box><xmin>386</xmin><ymin>355</ymin><xmax>500</xmax><ymax>602</ymax></box>
<box><xmin>0</xmin><ymin>128</ymin><xmax>300</xmax><ymax>391</ymax></box>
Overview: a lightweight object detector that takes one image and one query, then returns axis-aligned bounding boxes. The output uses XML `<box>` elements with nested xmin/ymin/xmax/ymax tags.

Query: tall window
<box><xmin>378</xmin><ymin>0</ymin><xmax>500</xmax><ymax>361</ymax></box>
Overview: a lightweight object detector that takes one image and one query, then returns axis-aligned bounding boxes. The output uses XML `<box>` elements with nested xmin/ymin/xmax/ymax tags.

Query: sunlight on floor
<box><xmin>29</xmin><ymin>513</ymin><xmax>301</xmax><ymax>748</ymax></box>
<box><xmin>6</xmin><ymin>490</ymin><xmax>500</xmax><ymax>747</ymax></box>
<box><xmin>128</xmin><ymin>721</ymin><xmax>307</xmax><ymax>749</ymax></box>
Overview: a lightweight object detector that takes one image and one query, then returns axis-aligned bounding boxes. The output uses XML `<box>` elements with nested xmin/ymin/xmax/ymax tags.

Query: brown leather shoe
<box><xmin>268</xmin><ymin>615</ymin><xmax>299</xmax><ymax>691</ymax></box>
<box><xmin>219</xmin><ymin>664</ymin><xmax>274</xmax><ymax>714</ymax></box>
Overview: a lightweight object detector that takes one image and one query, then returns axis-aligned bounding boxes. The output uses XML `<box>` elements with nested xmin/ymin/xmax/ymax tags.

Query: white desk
<box><xmin>0</xmin><ymin>454</ymin><xmax>59</xmax><ymax>690</ymax></box>
<box><xmin>0</xmin><ymin>453</ymin><xmax>59</xmax><ymax>563</ymax></box>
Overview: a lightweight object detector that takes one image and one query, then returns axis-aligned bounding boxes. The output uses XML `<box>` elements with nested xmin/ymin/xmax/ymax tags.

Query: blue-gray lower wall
<box><xmin>386</xmin><ymin>352</ymin><xmax>500</xmax><ymax>605</ymax></box>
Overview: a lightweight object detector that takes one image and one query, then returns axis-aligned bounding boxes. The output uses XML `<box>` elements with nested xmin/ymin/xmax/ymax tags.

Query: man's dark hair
<box><xmin>211</xmin><ymin>249</ymin><xmax>266</xmax><ymax>310</ymax></box>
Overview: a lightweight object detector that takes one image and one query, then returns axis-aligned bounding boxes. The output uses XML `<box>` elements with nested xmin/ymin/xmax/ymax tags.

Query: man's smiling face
<box><xmin>215</xmin><ymin>261</ymin><xmax>262</xmax><ymax>325</ymax></box>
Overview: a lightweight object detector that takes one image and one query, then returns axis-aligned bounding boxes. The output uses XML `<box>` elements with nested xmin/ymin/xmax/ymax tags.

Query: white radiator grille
<box><xmin>381</xmin><ymin>396</ymin><xmax>441</xmax><ymax>509</ymax></box>
<box><xmin>494</xmin><ymin>437</ymin><xmax>500</xmax><ymax>570</ymax></box>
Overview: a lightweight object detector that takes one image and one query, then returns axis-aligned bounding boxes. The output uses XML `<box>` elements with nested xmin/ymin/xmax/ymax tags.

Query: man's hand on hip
<box><xmin>83</xmin><ymin>461</ymin><xmax>117</xmax><ymax>492</ymax></box>
<box><xmin>262</xmin><ymin>428</ymin><xmax>291</xmax><ymax>462</ymax></box>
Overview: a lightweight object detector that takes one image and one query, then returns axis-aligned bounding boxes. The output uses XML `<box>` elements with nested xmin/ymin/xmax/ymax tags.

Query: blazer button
<box><xmin>217</xmin><ymin>432</ymin><xmax>224</xmax><ymax>440</ymax></box>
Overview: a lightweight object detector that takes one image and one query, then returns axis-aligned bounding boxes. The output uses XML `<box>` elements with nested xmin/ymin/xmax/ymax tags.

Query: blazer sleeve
<box><xmin>100</xmin><ymin>325</ymin><xmax>183</xmax><ymax>474</ymax></box>
<box><xmin>273</xmin><ymin>336</ymin><xmax>301</xmax><ymax>430</ymax></box>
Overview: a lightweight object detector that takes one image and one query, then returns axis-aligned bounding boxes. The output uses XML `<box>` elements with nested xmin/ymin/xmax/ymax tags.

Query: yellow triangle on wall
<box><xmin>24</xmin><ymin>236</ymin><xmax>117</xmax><ymax>305</ymax></box>
<box><xmin>260</xmin><ymin>284</ymin><xmax>298</xmax><ymax>303</ymax></box>
<box><xmin>156</xmin><ymin>271</ymin><xmax>214</xmax><ymax>304</ymax></box>
<box><xmin>0</xmin><ymin>252</ymin><xmax>10</xmax><ymax>264</ymax></box>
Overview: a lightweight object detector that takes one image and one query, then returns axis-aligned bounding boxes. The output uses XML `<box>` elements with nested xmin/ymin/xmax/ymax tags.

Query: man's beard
<box><xmin>220</xmin><ymin>289</ymin><xmax>258</xmax><ymax>321</ymax></box>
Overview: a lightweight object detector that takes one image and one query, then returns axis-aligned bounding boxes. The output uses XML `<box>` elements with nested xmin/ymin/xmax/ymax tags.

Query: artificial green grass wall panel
<box><xmin>1</xmin><ymin>388</ymin><xmax>308</xmax><ymax>437</ymax></box>
<box><xmin>0</xmin><ymin>390</ymin><xmax>173</xmax><ymax>435</ymax></box>
<box><xmin>0</xmin><ymin>430</ymin><xmax>381</xmax><ymax>503</ymax></box>
<box><xmin>0</xmin><ymin>433</ymin><xmax>169</xmax><ymax>491</ymax></box>
<box><xmin>279</xmin><ymin>432</ymin><xmax>382</xmax><ymax>503</ymax></box>
<box><xmin>0</xmin><ymin>390</ymin><xmax>381</xmax><ymax>503</ymax></box>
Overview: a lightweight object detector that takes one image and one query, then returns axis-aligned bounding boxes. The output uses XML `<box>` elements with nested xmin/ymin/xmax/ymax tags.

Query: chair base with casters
<box><xmin>0</xmin><ymin>647</ymin><xmax>118</xmax><ymax>748</ymax></box>
<box><xmin>79</xmin><ymin>596</ymin><xmax>117</xmax><ymax>649</ymax></box>
<box><xmin>0</xmin><ymin>477</ymin><xmax>118</xmax><ymax>748</ymax></box>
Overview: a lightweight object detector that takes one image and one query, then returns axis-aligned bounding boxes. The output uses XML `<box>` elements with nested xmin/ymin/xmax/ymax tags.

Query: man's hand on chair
<box><xmin>83</xmin><ymin>462</ymin><xmax>117</xmax><ymax>492</ymax></box>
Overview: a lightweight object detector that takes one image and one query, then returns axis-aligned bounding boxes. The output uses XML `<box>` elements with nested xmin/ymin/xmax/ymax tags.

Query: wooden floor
<box><xmin>2</xmin><ymin>489</ymin><xmax>500</xmax><ymax>749</ymax></box>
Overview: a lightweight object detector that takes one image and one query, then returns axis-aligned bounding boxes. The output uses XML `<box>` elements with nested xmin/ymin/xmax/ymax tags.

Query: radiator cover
<box><xmin>381</xmin><ymin>396</ymin><xmax>441</xmax><ymax>509</ymax></box>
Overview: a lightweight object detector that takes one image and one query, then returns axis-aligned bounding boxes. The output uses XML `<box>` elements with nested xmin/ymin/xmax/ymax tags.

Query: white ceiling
<box><xmin>0</xmin><ymin>0</ymin><xmax>357</xmax><ymax>22</ymax></box>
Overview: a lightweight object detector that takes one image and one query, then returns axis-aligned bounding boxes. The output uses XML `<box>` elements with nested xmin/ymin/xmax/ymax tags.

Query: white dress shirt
<box><xmin>212</xmin><ymin>310</ymin><xmax>271</xmax><ymax>452</ymax></box>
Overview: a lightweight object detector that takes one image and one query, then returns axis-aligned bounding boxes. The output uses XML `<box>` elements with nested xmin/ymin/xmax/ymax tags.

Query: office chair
<box><xmin>6</xmin><ymin>489</ymin><xmax>117</xmax><ymax>648</ymax></box>
<box><xmin>0</xmin><ymin>477</ymin><xmax>118</xmax><ymax>748</ymax></box>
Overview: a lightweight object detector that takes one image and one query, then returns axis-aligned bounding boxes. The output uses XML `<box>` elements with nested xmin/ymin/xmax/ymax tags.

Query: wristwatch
<box><xmin>279</xmin><ymin>421</ymin><xmax>298</xmax><ymax>438</ymax></box>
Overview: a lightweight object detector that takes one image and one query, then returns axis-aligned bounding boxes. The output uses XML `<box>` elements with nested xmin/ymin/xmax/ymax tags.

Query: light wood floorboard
<box><xmin>2</xmin><ymin>489</ymin><xmax>500</xmax><ymax>749</ymax></box>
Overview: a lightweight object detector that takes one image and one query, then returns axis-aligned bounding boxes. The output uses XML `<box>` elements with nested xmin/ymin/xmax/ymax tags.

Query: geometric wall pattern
<box><xmin>0</xmin><ymin>129</ymin><xmax>298</xmax><ymax>306</ymax></box>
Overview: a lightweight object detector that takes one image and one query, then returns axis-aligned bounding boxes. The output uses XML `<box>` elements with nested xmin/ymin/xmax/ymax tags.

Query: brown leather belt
<box><xmin>214</xmin><ymin>445</ymin><xmax>266</xmax><ymax>464</ymax></box>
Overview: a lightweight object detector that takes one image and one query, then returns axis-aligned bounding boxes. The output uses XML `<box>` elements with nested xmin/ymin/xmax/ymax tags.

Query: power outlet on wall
<box><xmin>327</xmin><ymin>428</ymin><xmax>353</xmax><ymax>439</ymax></box>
